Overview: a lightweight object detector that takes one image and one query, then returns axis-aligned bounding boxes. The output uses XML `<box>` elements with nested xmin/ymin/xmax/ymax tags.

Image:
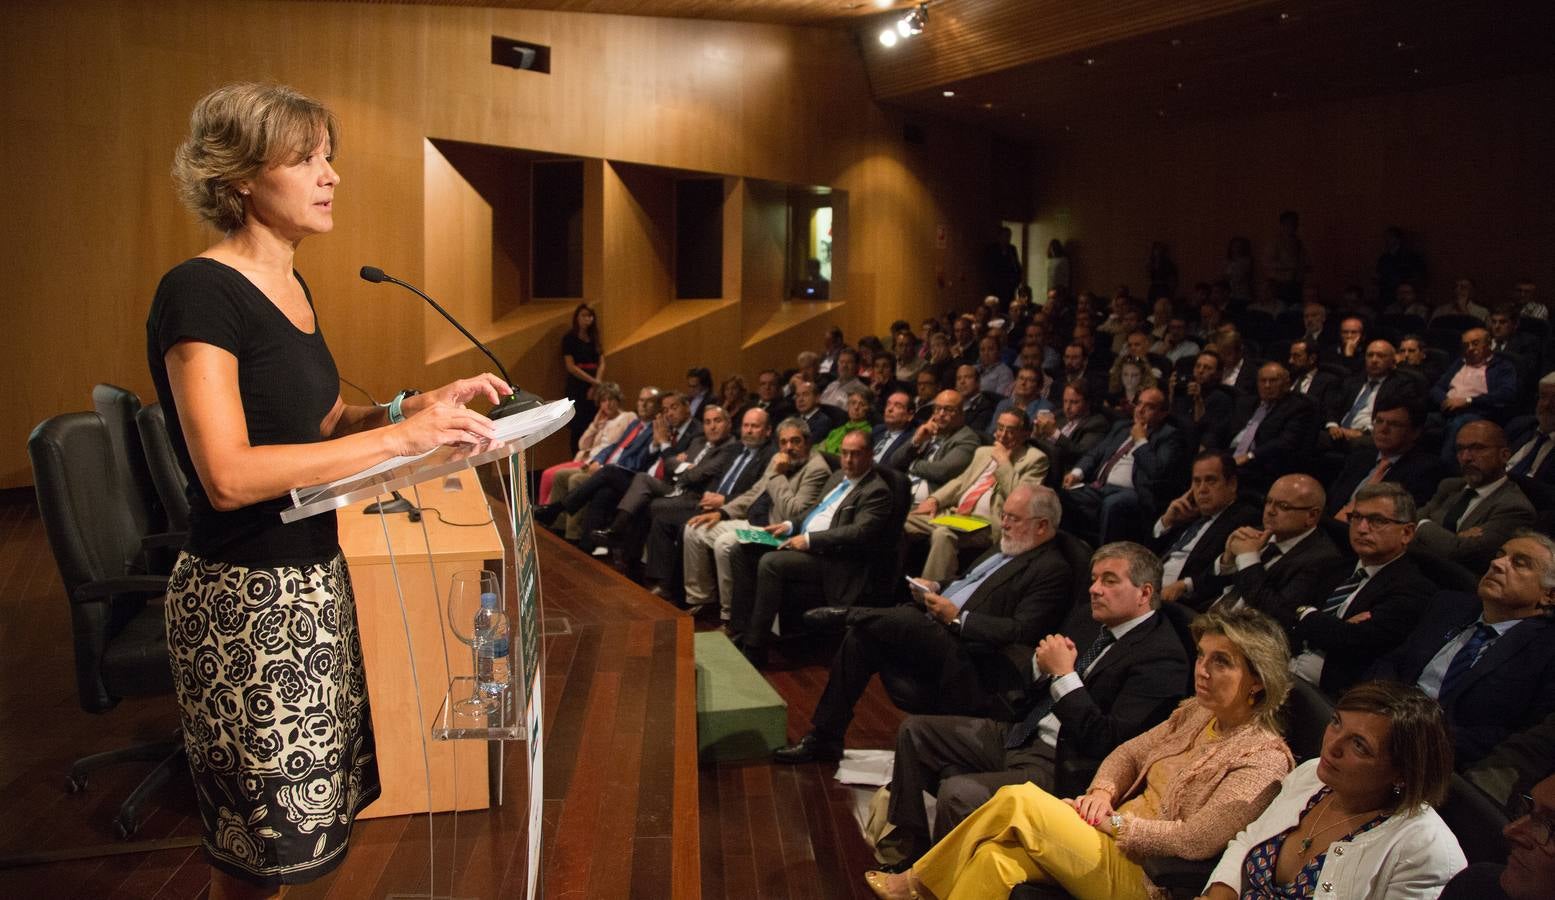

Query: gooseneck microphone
<box><xmin>359</xmin><ymin>265</ymin><xmax>542</xmax><ymax>419</ymax></box>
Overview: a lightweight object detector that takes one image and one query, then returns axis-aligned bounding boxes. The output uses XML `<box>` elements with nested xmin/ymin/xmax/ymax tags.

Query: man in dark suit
<box><xmin>1415</xmin><ymin>420</ymin><xmax>1536</xmax><ymax>573</ymax></box>
<box><xmin>899</xmin><ymin>390</ymin><xmax>981</xmax><ymax>502</ymax></box>
<box><xmin>1287</xmin><ymin>339</ymin><xmax>1341</xmax><ymax>418</ymax></box>
<box><xmin>1488</xmin><ymin>305</ymin><xmax>1543</xmax><ymax>393</ymax></box>
<box><xmin>1059</xmin><ymin>342</ymin><xmax>1110</xmax><ymax>408</ymax></box>
<box><xmin>1370</xmin><ymin>531</ymin><xmax>1555</xmax><ymax>767</ymax></box>
<box><xmin>1321</xmin><ymin>340</ymin><xmax>1409</xmax><ymax>457</ymax></box>
<box><xmin>1507</xmin><ymin>374</ymin><xmax>1555</xmax><ymax>484</ymax></box>
<box><xmin>728</xmin><ymin>430</ymin><xmax>895</xmax><ymax>666</ymax></box>
<box><xmin>871</xmin><ymin>390</ymin><xmax>917</xmax><ymax>470</ymax></box>
<box><xmin>634</xmin><ymin>407</ymin><xmax>776</xmax><ymax>590</ymax></box>
<box><xmin>1431</xmin><ymin>327</ymin><xmax>1520</xmax><ymax>463</ymax></box>
<box><xmin>1153</xmin><ymin>451</ymin><xmax>1262</xmax><ymax>612</ymax></box>
<box><xmin>1327</xmin><ymin>398</ymin><xmax>1441</xmax><ymax>518</ymax></box>
<box><xmin>879</xmin><ymin>541</ymin><xmax>1188</xmax><ymax>863</ymax></box>
<box><xmin>790</xmin><ymin>379</ymin><xmax>837</xmax><ymax>445</ymax></box>
<box><xmin>954</xmin><ymin>364</ymin><xmax>1000</xmax><ymax>434</ymax></box>
<box><xmin>1201</xmin><ymin>473</ymin><xmax>1346</xmax><ymax>626</ymax></box>
<box><xmin>752</xmin><ymin>368</ymin><xmax>794</xmax><ymax>423</ymax></box>
<box><xmin>1215</xmin><ymin>330</ymin><xmax>1258</xmax><ymax>396</ymax></box>
<box><xmin>1291</xmin><ymin>482</ymin><xmax>1436</xmax><ymax>697</ymax></box>
<box><xmin>1034</xmin><ymin>381</ymin><xmax>1109</xmax><ymax>480</ymax></box>
<box><xmin>773</xmin><ymin>485</ymin><xmax>1074</xmax><ymax>762</ymax></box>
<box><xmin>868</xmin><ymin>352</ymin><xmax>909</xmax><ymax>418</ymax></box>
<box><xmin>1060</xmin><ymin>387</ymin><xmax>1188</xmax><ymax>545</ymax></box>
<box><xmin>1211</xmin><ymin>362</ymin><xmax>1318</xmax><ymax>493</ymax></box>
<box><xmin>1168</xmin><ymin>349</ymin><xmax>1238</xmax><ymax>450</ymax></box>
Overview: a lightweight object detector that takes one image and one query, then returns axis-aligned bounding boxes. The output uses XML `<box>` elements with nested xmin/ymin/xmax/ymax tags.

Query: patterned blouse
<box><xmin>1240</xmin><ymin>787</ymin><xmax>1389</xmax><ymax>899</ymax></box>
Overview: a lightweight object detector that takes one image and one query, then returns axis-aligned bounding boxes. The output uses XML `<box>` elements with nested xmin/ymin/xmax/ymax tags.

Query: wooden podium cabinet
<box><xmin>336</xmin><ymin>468</ymin><xmax>501</xmax><ymax>819</ymax></box>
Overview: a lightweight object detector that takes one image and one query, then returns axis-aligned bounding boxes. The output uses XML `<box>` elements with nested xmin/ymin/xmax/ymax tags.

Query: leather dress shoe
<box><xmin>802</xmin><ymin>606</ymin><xmax>852</xmax><ymax>632</ymax></box>
<box><xmin>773</xmin><ymin>733</ymin><xmax>843</xmax><ymax>764</ymax></box>
<box><xmin>533</xmin><ymin>503</ymin><xmax>563</xmax><ymax>526</ymax></box>
<box><xmin>589</xmin><ymin>527</ymin><xmax>617</xmax><ymax>548</ymax></box>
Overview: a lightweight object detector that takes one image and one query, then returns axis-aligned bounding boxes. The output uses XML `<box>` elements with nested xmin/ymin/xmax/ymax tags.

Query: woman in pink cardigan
<box><xmin>866</xmin><ymin>607</ymin><xmax>1295</xmax><ymax>900</ymax></box>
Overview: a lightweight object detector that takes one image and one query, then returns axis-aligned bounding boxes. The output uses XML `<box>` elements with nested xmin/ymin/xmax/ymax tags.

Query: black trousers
<box><xmin>729</xmin><ymin>544</ymin><xmax>827</xmax><ymax>649</ymax></box>
<box><xmin>886</xmin><ymin>715</ymin><xmax>1055</xmax><ymax>863</ymax></box>
<box><xmin>643</xmin><ymin>495</ymin><xmax>702</xmax><ymax>583</ymax></box>
<box><xmin>809</xmin><ymin>607</ymin><xmax>990</xmax><ymax>745</ymax></box>
<box><xmin>562</xmin><ymin>465</ymin><xmax>635</xmax><ymax>547</ymax></box>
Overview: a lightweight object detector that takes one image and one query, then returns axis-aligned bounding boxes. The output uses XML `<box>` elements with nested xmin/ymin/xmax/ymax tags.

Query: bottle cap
<box><xmin>480</xmin><ymin>591</ymin><xmax>499</xmax><ymax>610</ymax></box>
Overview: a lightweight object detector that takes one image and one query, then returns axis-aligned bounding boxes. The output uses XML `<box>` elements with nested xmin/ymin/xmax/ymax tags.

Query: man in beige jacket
<box><xmin>903</xmin><ymin>409</ymin><xmax>1049</xmax><ymax>582</ymax></box>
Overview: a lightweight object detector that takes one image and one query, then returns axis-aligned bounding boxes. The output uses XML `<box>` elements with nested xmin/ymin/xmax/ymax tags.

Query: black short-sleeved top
<box><xmin>146</xmin><ymin>258</ymin><xmax>341</xmax><ymax>566</ymax></box>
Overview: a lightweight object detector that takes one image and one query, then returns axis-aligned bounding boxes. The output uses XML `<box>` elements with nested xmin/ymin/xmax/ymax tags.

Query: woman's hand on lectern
<box><xmin>387</xmin><ymin>402</ymin><xmax>497</xmax><ymax>456</ymax></box>
<box><xmin>404</xmin><ymin>374</ymin><xmax>512</xmax><ymax>418</ymax></box>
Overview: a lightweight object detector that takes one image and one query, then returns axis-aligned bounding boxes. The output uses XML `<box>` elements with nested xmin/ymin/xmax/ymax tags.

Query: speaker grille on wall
<box><xmin>492</xmin><ymin>35</ymin><xmax>550</xmax><ymax>73</ymax></box>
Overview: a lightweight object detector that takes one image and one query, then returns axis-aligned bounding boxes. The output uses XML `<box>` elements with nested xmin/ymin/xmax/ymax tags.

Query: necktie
<box><xmin>1259</xmin><ymin>542</ymin><xmax>1283</xmax><ymax>567</ymax></box>
<box><xmin>1092</xmin><ymin>437</ymin><xmax>1137</xmax><ymax>488</ymax></box>
<box><xmin>800</xmin><ymin>478</ymin><xmax>851</xmax><ymax>534</ymax></box>
<box><xmin>1168</xmin><ymin>517</ymin><xmax>1209</xmax><ymax>554</ymax></box>
<box><xmin>1348</xmin><ymin>457</ymin><xmax>1394</xmax><ymax>505</ymax></box>
<box><xmin>1511</xmin><ymin>433</ymin><xmax>1552</xmax><ymax>478</ymax></box>
<box><xmin>1233</xmin><ymin>403</ymin><xmax>1271</xmax><ymax>457</ymax></box>
<box><xmin>955</xmin><ymin>461</ymin><xmax>1000</xmax><ymax>514</ymax></box>
<box><xmin>1005</xmin><ymin>629</ymin><xmax>1117</xmax><ymax>749</ymax></box>
<box><xmin>1341</xmin><ymin>381</ymin><xmax>1380</xmax><ymax>429</ymax></box>
<box><xmin>1438</xmin><ymin>623</ymin><xmax>1498</xmax><ymax>698</ymax></box>
<box><xmin>603</xmin><ymin>420</ymin><xmax>645</xmax><ymax>465</ymax></box>
<box><xmin>942</xmin><ymin>552</ymin><xmax>1011</xmax><ymax>607</ymax></box>
<box><xmin>1441</xmin><ymin>486</ymin><xmax>1478</xmax><ymax>532</ymax></box>
<box><xmin>1061</xmin><ymin>420</ymin><xmax>1077</xmax><ymax>437</ymax></box>
<box><xmin>715</xmin><ymin>448</ymin><xmax>754</xmax><ymax>496</ymax></box>
<box><xmin>1321</xmin><ymin>568</ymin><xmax>1369</xmax><ymax>615</ymax></box>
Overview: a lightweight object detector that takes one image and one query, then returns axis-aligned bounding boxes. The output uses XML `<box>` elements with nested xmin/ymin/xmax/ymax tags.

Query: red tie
<box><xmin>605</xmin><ymin>421</ymin><xmax>644</xmax><ymax>465</ymax></box>
<box><xmin>1092</xmin><ymin>437</ymin><xmax>1136</xmax><ymax>489</ymax></box>
<box><xmin>956</xmin><ymin>462</ymin><xmax>999</xmax><ymax>514</ymax></box>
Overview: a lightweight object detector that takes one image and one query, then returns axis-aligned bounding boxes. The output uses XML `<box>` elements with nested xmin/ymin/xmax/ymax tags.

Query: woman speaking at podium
<box><xmin>147</xmin><ymin>83</ymin><xmax>508</xmax><ymax>899</ymax></box>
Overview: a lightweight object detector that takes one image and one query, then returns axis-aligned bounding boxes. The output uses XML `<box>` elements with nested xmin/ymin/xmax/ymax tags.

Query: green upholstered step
<box><xmin>694</xmin><ymin>631</ymin><xmax>788</xmax><ymax>764</ymax></box>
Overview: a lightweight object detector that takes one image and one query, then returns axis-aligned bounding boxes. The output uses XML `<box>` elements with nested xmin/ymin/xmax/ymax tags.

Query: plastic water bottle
<box><xmin>473</xmin><ymin>591</ymin><xmax>511</xmax><ymax>703</ymax></box>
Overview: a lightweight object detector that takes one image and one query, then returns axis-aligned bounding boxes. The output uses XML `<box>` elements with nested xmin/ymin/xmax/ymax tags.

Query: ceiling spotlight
<box><xmin>874</xmin><ymin>0</ymin><xmax>894</xmax><ymax>7</ymax></box>
<box><xmin>879</xmin><ymin>3</ymin><xmax>926</xmax><ymax>46</ymax></box>
<box><xmin>942</xmin><ymin>90</ymin><xmax>955</xmax><ymax>97</ymax></box>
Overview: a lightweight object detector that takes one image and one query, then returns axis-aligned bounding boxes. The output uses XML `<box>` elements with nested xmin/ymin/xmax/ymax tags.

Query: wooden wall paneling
<box><xmin>738</xmin><ymin>179</ymin><xmax>795</xmax><ymax>347</ymax></box>
<box><xmin>1030</xmin><ymin>71</ymin><xmax>1555</xmax><ymax>309</ymax></box>
<box><xmin>601</xmin><ymin>161</ymin><xmax>676</xmax><ymax>338</ymax></box>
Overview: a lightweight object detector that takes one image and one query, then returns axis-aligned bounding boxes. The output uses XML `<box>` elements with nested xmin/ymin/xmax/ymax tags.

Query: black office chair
<box><xmin>1440</xmin><ymin>773</ymin><xmax>1509</xmax><ymax>865</ymax></box>
<box><xmin>92</xmin><ymin>384</ymin><xmax>167</xmax><ymax>539</ymax></box>
<box><xmin>1283</xmin><ymin>678</ymin><xmax>1334</xmax><ymax>761</ymax></box>
<box><xmin>135</xmin><ymin>401</ymin><xmax>190</xmax><ymax>533</ymax></box>
<box><xmin>28</xmin><ymin>411</ymin><xmax>183</xmax><ymax>839</ymax></box>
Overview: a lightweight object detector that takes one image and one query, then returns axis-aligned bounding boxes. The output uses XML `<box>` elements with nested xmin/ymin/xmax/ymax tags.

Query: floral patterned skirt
<box><xmin>165</xmin><ymin>551</ymin><xmax>381</xmax><ymax>887</ymax></box>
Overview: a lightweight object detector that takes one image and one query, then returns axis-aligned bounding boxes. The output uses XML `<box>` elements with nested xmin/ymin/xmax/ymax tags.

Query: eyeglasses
<box><xmin>1349</xmin><ymin>513</ymin><xmax>1409</xmax><ymax>529</ymax></box>
<box><xmin>933</xmin><ymin>404</ymin><xmax>960</xmax><ymax>413</ymax></box>
<box><xmin>999</xmin><ymin>511</ymin><xmax>1039</xmax><ymax>524</ymax></box>
<box><xmin>1264</xmin><ymin>500</ymin><xmax>1317</xmax><ymax>513</ymax></box>
<box><xmin>1512</xmin><ymin>794</ymin><xmax>1555</xmax><ymax>852</ymax></box>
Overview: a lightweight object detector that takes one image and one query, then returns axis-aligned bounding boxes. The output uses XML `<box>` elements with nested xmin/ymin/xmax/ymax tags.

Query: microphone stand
<box><xmin>363</xmin><ymin>489</ymin><xmax>422</xmax><ymax>521</ymax></box>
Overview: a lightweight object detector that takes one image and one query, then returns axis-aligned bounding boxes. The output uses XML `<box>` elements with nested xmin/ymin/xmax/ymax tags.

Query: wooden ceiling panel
<box><xmin>302</xmin><ymin>0</ymin><xmax>919</xmax><ymax>26</ymax></box>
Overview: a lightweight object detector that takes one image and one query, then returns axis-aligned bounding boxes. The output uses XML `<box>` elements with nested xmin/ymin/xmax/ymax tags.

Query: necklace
<box><xmin>1297</xmin><ymin>793</ymin><xmax>1379</xmax><ymax>856</ymax></box>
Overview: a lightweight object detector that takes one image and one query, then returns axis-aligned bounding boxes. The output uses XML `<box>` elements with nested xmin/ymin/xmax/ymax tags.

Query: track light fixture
<box><xmin>878</xmin><ymin>4</ymin><xmax>928</xmax><ymax>48</ymax></box>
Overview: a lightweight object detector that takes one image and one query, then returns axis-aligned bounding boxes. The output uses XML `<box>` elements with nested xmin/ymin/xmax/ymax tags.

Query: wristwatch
<box><xmin>1110</xmin><ymin>814</ymin><xmax>1124</xmax><ymax>836</ymax></box>
<box><xmin>387</xmin><ymin>388</ymin><xmax>420</xmax><ymax>424</ymax></box>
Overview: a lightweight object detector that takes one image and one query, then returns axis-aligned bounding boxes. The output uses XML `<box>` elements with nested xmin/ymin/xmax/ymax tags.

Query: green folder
<box><xmin>735</xmin><ymin>527</ymin><xmax>783</xmax><ymax>546</ymax></box>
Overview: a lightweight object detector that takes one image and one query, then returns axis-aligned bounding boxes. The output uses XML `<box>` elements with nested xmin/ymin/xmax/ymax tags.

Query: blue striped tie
<box><xmin>1005</xmin><ymin>629</ymin><xmax>1116</xmax><ymax>749</ymax></box>
<box><xmin>1321</xmin><ymin>568</ymin><xmax>1369</xmax><ymax>615</ymax></box>
<box><xmin>1438</xmin><ymin>623</ymin><xmax>1498</xmax><ymax>699</ymax></box>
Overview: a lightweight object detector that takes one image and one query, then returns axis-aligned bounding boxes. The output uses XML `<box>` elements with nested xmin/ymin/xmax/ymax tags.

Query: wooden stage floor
<box><xmin>0</xmin><ymin>493</ymin><xmax>904</xmax><ymax>898</ymax></box>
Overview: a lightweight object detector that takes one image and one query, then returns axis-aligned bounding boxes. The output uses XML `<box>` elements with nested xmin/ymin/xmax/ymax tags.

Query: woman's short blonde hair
<box><xmin>171</xmin><ymin>82</ymin><xmax>338</xmax><ymax>233</ymax></box>
<box><xmin>1191</xmin><ymin>607</ymin><xmax>1292</xmax><ymax>733</ymax></box>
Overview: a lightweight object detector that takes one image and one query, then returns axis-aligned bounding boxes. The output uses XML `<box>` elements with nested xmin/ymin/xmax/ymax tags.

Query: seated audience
<box><xmin>1061</xmin><ymin>387</ymin><xmax>1188</xmax><ymax>545</ymax></box>
<box><xmin>868</xmin><ymin>350</ymin><xmax>907</xmax><ymax>416</ymax></box>
<box><xmin>1170</xmin><ymin>350</ymin><xmax>1237</xmax><ymax>449</ymax></box>
<box><xmin>1384</xmin><ymin>281</ymin><xmax>1430</xmax><ymax>320</ymax></box>
<box><xmin>1432</xmin><ymin>277</ymin><xmax>1490</xmax><ymax>323</ymax></box>
<box><xmin>1396</xmin><ymin>333</ymin><xmax>1444</xmax><ymax>386</ymax></box>
<box><xmin>1153</xmin><ymin>314</ymin><xmax>1200</xmax><ymax>365</ymax></box>
<box><xmin>775</xmin><ymin>485</ymin><xmax>1073</xmax><ymax>763</ymax></box>
<box><xmin>1414</xmin><ymin>420</ymin><xmax>1535</xmax><ymax>573</ymax></box>
<box><xmin>821</xmin><ymin>386</ymin><xmax>874</xmax><ymax>453</ymax></box>
<box><xmin>1431</xmin><ymin>327</ymin><xmax>1518</xmax><ymax>462</ymax></box>
<box><xmin>1514</xmin><ymin>277</ymin><xmax>1544</xmax><ymax>322</ymax></box>
<box><xmin>911</xmin><ymin>368</ymin><xmax>941</xmax><ymax>424</ymax></box>
<box><xmin>1327</xmin><ymin>315</ymin><xmax>1368</xmax><ymax>375</ymax></box>
<box><xmin>681</xmin><ymin>417</ymin><xmax>829</xmax><ymax>621</ymax></box>
<box><xmin>1286</xmin><ymin>339</ymin><xmax>1341</xmax><ymax>417</ymax></box>
<box><xmin>904</xmin><ymin>410</ymin><xmax>1048</xmax><ymax>582</ymax></box>
<box><xmin>1203</xmin><ymin>681</ymin><xmax>1465</xmax><ymax>900</ymax></box>
<box><xmin>1216</xmin><ymin>330</ymin><xmax>1257</xmax><ymax>395</ymax></box>
<box><xmin>538</xmin><ymin>386</ymin><xmax>662</xmax><ymax>533</ymax></box>
<box><xmin>751</xmin><ymin>368</ymin><xmax>794</xmax><ymax>422</ymax></box>
<box><xmin>1465</xmin><ymin>713</ymin><xmax>1555</xmax><ymax>818</ymax></box>
<box><xmin>1153</xmin><ymin>451</ymin><xmax>1261</xmax><ymax>612</ymax></box>
<box><xmin>1326</xmin><ymin>397</ymin><xmax>1441</xmax><ymax>518</ymax></box>
<box><xmin>872</xmin><ymin>390</ymin><xmax>918</xmax><ymax>469</ymax></box>
<box><xmin>1487</xmin><ymin>305</ymin><xmax>1542</xmax><ymax>377</ymax></box>
<box><xmin>727</xmin><ymin>430</ymin><xmax>894</xmax><ymax>667</ymax></box>
<box><xmin>1201</xmin><ymin>474</ymin><xmax>1345</xmax><ymax>625</ymax></box>
<box><xmin>867</xmin><ymin>607</ymin><xmax>1294</xmax><ymax>900</ymax></box>
<box><xmin>1210</xmin><ymin>362</ymin><xmax>1317</xmax><ymax>493</ymax></box>
<box><xmin>1370</xmin><ymin>531</ymin><xmax>1555</xmax><ymax>767</ymax></box>
<box><xmin>636</xmin><ymin>406</ymin><xmax>773</xmax><ymax>591</ymax></box>
<box><xmin>1033</xmin><ymin>381</ymin><xmax>1109</xmax><ymax>478</ymax></box>
<box><xmin>1106</xmin><ymin>355</ymin><xmax>1158</xmax><ymax>419</ymax></box>
<box><xmin>538</xmin><ymin>380</ymin><xmax>631</xmax><ymax>504</ymax></box>
<box><xmin>894</xmin><ymin>331</ymin><xmax>925</xmax><ymax>384</ymax></box>
<box><xmin>1507</xmin><ymin>373</ymin><xmax>1555</xmax><ymax>483</ymax></box>
<box><xmin>975</xmin><ymin>335</ymin><xmax>1013</xmax><ymax>396</ymax></box>
<box><xmin>953</xmin><ymin>364</ymin><xmax>999</xmax><ymax>434</ymax></box>
<box><xmin>1322</xmin><ymin>339</ymin><xmax>1406</xmax><ymax>457</ymax></box>
<box><xmin>718</xmin><ymin>374</ymin><xmax>749</xmax><ymax>424</ymax></box>
<box><xmin>1291</xmin><ymin>483</ymin><xmax>1436</xmax><ymax>697</ymax></box>
<box><xmin>820</xmin><ymin>347</ymin><xmax>866</xmax><ymax>408</ymax></box>
<box><xmin>993</xmin><ymin>365</ymin><xmax>1054</xmax><ymax>422</ymax></box>
<box><xmin>900</xmin><ymin>390</ymin><xmax>981</xmax><ymax>502</ymax></box>
<box><xmin>684</xmin><ymin>366</ymin><xmax>714</xmax><ymax>419</ymax></box>
<box><xmin>791</xmin><ymin>379</ymin><xmax>838</xmax><ymax>445</ymax></box>
<box><xmin>1061</xmin><ymin>340</ymin><xmax>1110</xmax><ymax>402</ymax></box>
<box><xmin>878</xmin><ymin>542</ymin><xmax>1191</xmax><ymax>866</ymax></box>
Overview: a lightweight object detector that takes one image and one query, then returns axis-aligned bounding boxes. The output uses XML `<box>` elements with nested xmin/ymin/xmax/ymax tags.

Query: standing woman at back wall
<box><xmin>149</xmin><ymin>82</ymin><xmax>509</xmax><ymax>899</ymax></box>
<box><xmin>562</xmin><ymin>302</ymin><xmax>605</xmax><ymax>452</ymax></box>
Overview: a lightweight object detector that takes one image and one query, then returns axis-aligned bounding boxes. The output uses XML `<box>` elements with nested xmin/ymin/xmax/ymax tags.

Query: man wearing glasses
<box><xmin>1290</xmin><ymin>483</ymin><xmax>1435</xmax><ymax>697</ymax></box>
<box><xmin>900</xmin><ymin>389</ymin><xmax>980</xmax><ymax>503</ymax></box>
<box><xmin>1442</xmin><ymin>771</ymin><xmax>1555</xmax><ymax>898</ymax></box>
<box><xmin>1416</xmin><ymin>420</ymin><xmax>1535</xmax><ymax>573</ymax></box>
<box><xmin>1201</xmin><ymin>473</ymin><xmax>1344</xmax><ymax>623</ymax></box>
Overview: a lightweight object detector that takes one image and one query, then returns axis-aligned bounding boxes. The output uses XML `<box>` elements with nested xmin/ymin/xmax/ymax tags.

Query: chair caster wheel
<box><xmin>66</xmin><ymin>774</ymin><xmax>88</xmax><ymax>794</ymax></box>
<box><xmin>115</xmin><ymin>816</ymin><xmax>138</xmax><ymax>840</ymax></box>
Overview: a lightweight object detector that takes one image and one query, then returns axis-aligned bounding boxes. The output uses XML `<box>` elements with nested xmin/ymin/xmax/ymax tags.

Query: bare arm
<box><xmin>167</xmin><ymin>341</ymin><xmax>499</xmax><ymax>511</ymax></box>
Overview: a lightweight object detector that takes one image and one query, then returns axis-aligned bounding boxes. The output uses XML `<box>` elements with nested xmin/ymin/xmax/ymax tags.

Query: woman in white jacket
<box><xmin>1200</xmin><ymin>681</ymin><xmax>1466</xmax><ymax>899</ymax></box>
